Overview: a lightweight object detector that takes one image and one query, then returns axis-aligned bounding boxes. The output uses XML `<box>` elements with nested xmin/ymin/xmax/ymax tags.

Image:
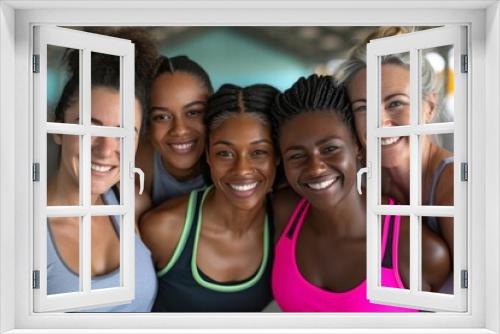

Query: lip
<box><xmin>225</xmin><ymin>180</ymin><xmax>261</xmax><ymax>198</ymax></box>
<box><xmin>302</xmin><ymin>175</ymin><xmax>341</xmax><ymax>192</ymax></box>
<box><xmin>167</xmin><ymin>139</ymin><xmax>198</xmax><ymax>155</ymax></box>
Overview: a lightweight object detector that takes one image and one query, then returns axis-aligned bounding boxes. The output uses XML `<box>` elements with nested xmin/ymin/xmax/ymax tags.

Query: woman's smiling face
<box><xmin>54</xmin><ymin>87</ymin><xmax>142</xmax><ymax>198</ymax></box>
<box><xmin>206</xmin><ymin>114</ymin><xmax>276</xmax><ymax>210</ymax></box>
<box><xmin>149</xmin><ymin>72</ymin><xmax>208</xmax><ymax>180</ymax></box>
<box><xmin>279</xmin><ymin>111</ymin><xmax>360</xmax><ymax>210</ymax></box>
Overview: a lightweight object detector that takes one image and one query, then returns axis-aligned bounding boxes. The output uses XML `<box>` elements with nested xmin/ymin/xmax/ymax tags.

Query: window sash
<box><xmin>32</xmin><ymin>25</ymin><xmax>136</xmax><ymax>312</ymax></box>
<box><xmin>366</xmin><ymin>25</ymin><xmax>468</xmax><ymax>312</ymax></box>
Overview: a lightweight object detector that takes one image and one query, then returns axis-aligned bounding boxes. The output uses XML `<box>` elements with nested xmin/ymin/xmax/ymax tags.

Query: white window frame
<box><xmin>32</xmin><ymin>26</ymin><xmax>137</xmax><ymax>312</ymax></box>
<box><xmin>0</xmin><ymin>1</ymin><xmax>498</xmax><ymax>333</ymax></box>
<box><xmin>365</xmin><ymin>26</ymin><xmax>468</xmax><ymax>312</ymax></box>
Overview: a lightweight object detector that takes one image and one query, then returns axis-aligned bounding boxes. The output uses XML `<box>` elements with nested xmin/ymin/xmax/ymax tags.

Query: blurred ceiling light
<box><xmin>425</xmin><ymin>51</ymin><xmax>446</xmax><ymax>72</ymax></box>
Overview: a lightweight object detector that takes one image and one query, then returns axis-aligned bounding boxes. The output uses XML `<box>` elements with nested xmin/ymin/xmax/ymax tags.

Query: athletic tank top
<box><xmin>153</xmin><ymin>186</ymin><xmax>273</xmax><ymax>312</ymax></box>
<box><xmin>151</xmin><ymin>151</ymin><xmax>206</xmax><ymax>207</ymax></box>
<box><xmin>47</xmin><ymin>189</ymin><xmax>158</xmax><ymax>312</ymax></box>
<box><xmin>272</xmin><ymin>198</ymin><xmax>418</xmax><ymax>312</ymax></box>
<box><xmin>426</xmin><ymin>156</ymin><xmax>454</xmax><ymax>233</ymax></box>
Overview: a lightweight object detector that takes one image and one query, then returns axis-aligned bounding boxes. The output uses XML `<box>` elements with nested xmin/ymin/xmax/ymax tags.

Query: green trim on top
<box><xmin>191</xmin><ymin>185</ymin><xmax>270</xmax><ymax>293</ymax></box>
<box><xmin>157</xmin><ymin>190</ymin><xmax>198</xmax><ymax>278</ymax></box>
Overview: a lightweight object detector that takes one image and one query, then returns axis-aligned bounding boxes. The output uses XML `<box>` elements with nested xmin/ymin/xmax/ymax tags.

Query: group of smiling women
<box><xmin>47</xmin><ymin>26</ymin><xmax>453</xmax><ymax>312</ymax></box>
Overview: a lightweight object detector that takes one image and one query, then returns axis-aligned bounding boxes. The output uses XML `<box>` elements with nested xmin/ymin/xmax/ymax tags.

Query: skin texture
<box><xmin>273</xmin><ymin>111</ymin><xmax>450</xmax><ymax>292</ymax></box>
<box><xmin>140</xmin><ymin>114</ymin><xmax>276</xmax><ymax>282</ymax></box>
<box><xmin>48</xmin><ymin>87</ymin><xmax>142</xmax><ymax>276</ymax></box>
<box><xmin>347</xmin><ymin>64</ymin><xmax>454</xmax><ymax>256</ymax></box>
<box><xmin>135</xmin><ymin>71</ymin><xmax>209</xmax><ymax>203</ymax></box>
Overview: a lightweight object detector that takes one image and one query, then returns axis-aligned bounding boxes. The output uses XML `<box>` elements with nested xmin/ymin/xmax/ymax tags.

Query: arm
<box><xmin>139</xmin><ymin>194</ymin><xmax>190</xmax><ymax>270</ymax></box>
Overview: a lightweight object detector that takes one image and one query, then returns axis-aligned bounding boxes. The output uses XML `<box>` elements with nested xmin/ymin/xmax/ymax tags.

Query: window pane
<box><xmin>380</xmin><ymin>52</ymin><xmax>410</xmax><ymax>128</ymax></box>
<box><xmin>380</xmin><ymin>136</ymin><xmax>410</xmax><ymax>204</ymax></box>
<box><xmin>380</xmin><ymin>214</ymin><xmax>409</xmax><ymax>290</ymax></box>
<box><xmin>47</xmin><ymin>45</ymin><xmax>80</xmax><ymax>124</ymax></box>
<box><xmin>421</xmin><ymin>216</ymin><xmax>454</xmax><ymax>294</ymax></box>
<box><xmin>91</xmin><ymin>136</ymin><xmax>122</xmax><ymax>204</ymax></box>
<box><xmin>421</xmin><ymin>134</ymin><xmax>454</xmax><ymax>206</ymax></box>
<box><xmin>420</xmin><ymin>45</ymin><xmax>454</xmax><ymax>130</ymax></box>
<box><xmin>91</xmin><ymin>215</ymin><xmax>121</xmax><ymax>290</ymax></box>
<box><xmin>47</xmin><ymin>217</ymin><xmax>81</xmax><ymax>295</ymax></box>
<box><xmin>47</xmin><ymin>134</ymin><xmax>81</xmax><ymax>206</ymax></box>
<box><xmin>91</xmin><ymin>52</ymin><xmax>122</xmax><ymax>128</ymax></box>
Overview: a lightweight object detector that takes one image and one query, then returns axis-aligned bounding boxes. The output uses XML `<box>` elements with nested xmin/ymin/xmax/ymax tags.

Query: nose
<box><xmin>170</xmin><ymin>117</ymin><xmax>189</xmax><ymax>137</ymax></box>
<box><xmin>306</xmin><ymin>154</ymin><xmax>327</xmax><ymax>177</ymax></box>
<box><xmin>234</xmin><ymin>155</ymin><xmax>254</xmax><ymax>176</ymax></box>
<box><xmin>92</xmin><ymin>136</ymin><xmax>120</xmax><ymax>158</ymax></box>
<box><xmin>381</xmin><ymin>109</ymin><xmax>396</xmax><ymax>127</ymax></box>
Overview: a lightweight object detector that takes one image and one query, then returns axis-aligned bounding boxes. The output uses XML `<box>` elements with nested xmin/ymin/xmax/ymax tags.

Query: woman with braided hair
<box><xmin>46</xmin><ymin>28</ymin><xmax>158</xmax><ymax>311</ymax></box>
<box><xmin>140</xmin><ymin>83</ymin><xmax>279</xmax><ymax>312</ymax></box>
<box><xmin>270</xmin><ymin>74</ymin><xmax>450</xmax><ymax>312</ymax></box>
<box><xmin>135</xmin><ymin>55</ymin><xmax>213</xmax><ymax>210</ymax></box>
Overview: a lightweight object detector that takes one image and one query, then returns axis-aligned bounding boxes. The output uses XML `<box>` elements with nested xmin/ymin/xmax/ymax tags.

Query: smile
<box><xmin>305</xmin><ymin>176</ymin><xmax>339</xmax><ymax>190</ymax></box>
<box><xmin>381</xmin><ymin>136</ymin><xmax>401</xmax><ymax>146</ymax></box>
<box><xmin>169</xmin><ymin>141</ymin><xmax>196</xmax><ymax>154</ymax></box>
<box><xmin>229</xmin><ymin>182</ymin><xmax>258</xmax><ymax>192</ymax></box>
<box><xmin>91</xmin><ymin>163</ymin><xmax>114</xmax><ymax>173</ymax></box>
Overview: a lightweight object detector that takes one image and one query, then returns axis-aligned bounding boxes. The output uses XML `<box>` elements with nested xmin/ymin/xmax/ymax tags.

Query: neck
<box><xmin>203</xmin><ymin>188</ymin><xmax>266</xmax><ymax>236</ymax></box>
<box><xmin>307</xmin><ymin>185</ymin><xmax>366</xmax><ymax>239</ymax></box>
<box><xmin>162</xmin><ymin>156</ymin><xmax>200</xmax><ymax>182</ymax></box>
<box><xmin>48</xmin><ymin>167</ymin><xmax>104</xmax><ymax>206</ymax></box>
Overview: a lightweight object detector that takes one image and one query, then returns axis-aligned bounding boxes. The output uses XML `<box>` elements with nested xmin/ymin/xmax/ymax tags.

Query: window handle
<box><xmin>130</xmin><ymin>162</ymin><xmax>145</xmax><ymax>195</ymax></box>
<box><xmin>356</xmin><ymin>163</ymin><xmax>371</xmax><ymax>195</ymax></box>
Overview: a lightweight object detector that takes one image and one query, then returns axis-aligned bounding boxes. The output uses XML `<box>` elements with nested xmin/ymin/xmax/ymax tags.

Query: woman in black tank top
<box><xmin>140</xmin><ymin>84</ymin><xmax>280</xmax><ymax>312</ymax></box>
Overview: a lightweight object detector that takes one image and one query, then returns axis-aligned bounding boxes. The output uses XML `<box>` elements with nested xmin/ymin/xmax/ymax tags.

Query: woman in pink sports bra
<box><xmin>269</xmin><ymin>74</ymin><xmax>451</xmax><ymax>312</ymax></box>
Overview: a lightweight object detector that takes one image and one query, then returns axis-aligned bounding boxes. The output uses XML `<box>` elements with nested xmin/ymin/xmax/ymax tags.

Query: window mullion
<box><xmin>80</xmin><ymin>48</ymin><xmax>92</xmax><ymax>294</ymax></box>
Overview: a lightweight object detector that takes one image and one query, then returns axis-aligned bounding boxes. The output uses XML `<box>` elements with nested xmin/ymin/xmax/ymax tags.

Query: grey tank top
<box><xmin>47</xmin><ymin>189</ymin><xmax>157</xmax><ymax>312</ymax></box>
<box><xmin>151</xmin><ymin>150</ymin><xmax>206</xmax><ymax>207</ymax></box>
<box><xmin>426</xmin><ymin>156</ymin><xmax>454</xmax><ymax>233</ymax></box>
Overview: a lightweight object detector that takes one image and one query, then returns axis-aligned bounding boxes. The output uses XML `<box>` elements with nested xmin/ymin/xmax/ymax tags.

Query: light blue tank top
<box><xmin>47</xmin><ymin>189</ymin><xmax>157</xmax><ymax>312</ymax></box>
<box><xmin>151</xmin><ymin>150</ymin><xmax>206</xmax><ymax>207</ymax></box>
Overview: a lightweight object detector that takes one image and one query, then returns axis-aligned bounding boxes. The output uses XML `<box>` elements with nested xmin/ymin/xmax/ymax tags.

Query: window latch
<box><xmin>130</xmin><ymin>162</ymin><xmax>144</xmax><ymax>195</ymax></box>
<box><xmin>356</xmin><ymin>162</ymin><xmax>371</xmax><ymax>195</ymax></box>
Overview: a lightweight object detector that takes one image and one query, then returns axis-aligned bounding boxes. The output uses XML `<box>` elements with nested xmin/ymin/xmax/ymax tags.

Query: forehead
<box><xmin>151</xmin><ymin>72</ymin><xmax>207</xmax><ymax>101</ymax></box>
<box><xmin>209</xmin><ymin>114</ymin><xmax>272</xmax><ymax>144</ymax></box>
<box><xmin>280</xmin><ymin>112</ymin><xmax>353</xmax><ymax>146</ymax></box>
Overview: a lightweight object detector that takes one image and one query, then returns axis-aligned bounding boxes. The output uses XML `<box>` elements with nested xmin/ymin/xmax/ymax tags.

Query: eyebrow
<box><xmin>91</xmin><ymin>118</ymin><xmax>138</xmax><ymax>134</ymax></box>
<box><xmin>212</xmin><ymin>139</ymin><xmax>273</xmax><ymax>146</ymax></box>
<box><xmin>383</xmin><ymin>93</ymin><xmax>409</xmax><ymax>102</ymax></box>
<box><xmin>284</xmin><ymin>135</ymin><xmax>341</xmax><ymax>152</ymax></box>
<box><xmin>150</xmin><ymin>100</ymin><xmax>206</xmax><ymax>113</ymax></box>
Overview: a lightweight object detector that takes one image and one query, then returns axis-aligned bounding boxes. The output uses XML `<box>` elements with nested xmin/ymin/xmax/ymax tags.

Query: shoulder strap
<box><xmin>285</xmin><ymin>198</ymin><xmax>309</xmax><ymax>239</ymax></box>
<box><xmin>428</xmin><ymin>156</ymin><xmax>454</xmax><ymax>205</ymax></box>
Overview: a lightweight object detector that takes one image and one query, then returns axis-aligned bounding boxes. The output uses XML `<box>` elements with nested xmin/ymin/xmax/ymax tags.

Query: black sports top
<box><xmin>152</xmin><ymin>186</ymin><xmax>273</xmax><ymax>312</ymax></box>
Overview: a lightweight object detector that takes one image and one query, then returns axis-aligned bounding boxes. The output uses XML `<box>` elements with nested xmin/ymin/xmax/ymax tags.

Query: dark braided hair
<box><xmin>271</xmin><ymin>74</ymin><xmax>354</xmax><ymax>141</ymax></box>
<box><xmin>54</xmin><ymin>28</ymin><xmax>158</xmax><ymax>125</ymax></box>
<box><xmin>153</xmin><ymin>55</ymin><xmax>213</xmax><ymax>94</ymax></box>
<box><xmin>205</xmin><ymin>83</ymin><xmax>280</xmax><ymax>136</ymax></box>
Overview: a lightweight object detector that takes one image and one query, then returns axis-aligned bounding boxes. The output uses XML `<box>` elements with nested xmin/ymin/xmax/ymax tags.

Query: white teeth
<box><xmin>230</xmin><ymin>182</ymin><xmax>258</xmax><ymax>192</ymax></box>
<box><xmin>91</xmin><ymin>163</ymin><xmax>112</xmax><ymax>172</ymax></box>
<box><xmin>307</xmin><ymin>178</ymin><xmax>336</xmax><ymax>190</ymax></box>
<box><xmin>171</xmin><ymin>142</ymin><xmax>194</xmax><ymax>151</ymax></box>
<box><xmin>381</xmin><ymin>137</ymin><xmax>400</xmax><ymax>146</ymax></box>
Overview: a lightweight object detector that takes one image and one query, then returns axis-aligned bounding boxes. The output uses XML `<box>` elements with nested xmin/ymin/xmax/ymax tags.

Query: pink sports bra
<box><xmin>272</xmin><ymin>198</ymin><xmax>418</xmax><ymax>312</ymax></box>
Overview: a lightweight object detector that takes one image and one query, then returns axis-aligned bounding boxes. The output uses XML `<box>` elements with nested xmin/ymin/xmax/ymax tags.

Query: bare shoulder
<box><xmin>139</xmin><ymin>193</ymin><xmax>192</xmax><ymax>269</ymax></box>
<box><xmin>271</xmin><ymin>186</ymin><xmax>301</xmax><ymax>243</ymax></box>
<box><xmin>421</xmin><ymin>224</ymin><xmax>451</xmax><ymax>291</ymax></box>
<box><xmin>135</xmin><ymin>135</ymin><xmax>155</xmax><ymax>195</ymax></box>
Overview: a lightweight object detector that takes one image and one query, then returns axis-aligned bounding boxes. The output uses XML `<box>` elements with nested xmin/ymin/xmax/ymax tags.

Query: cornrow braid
<box><xmin>271</xmin><ymin>74</ymin><xmax>354</xmax><ymax>141</ymax></box>
<box><xmin>204</xmin><ymin>83</ymin><xmax>280</xmax><ymax>135</ymax></box>
<box><xmin>153</xmin><ymin>55</ymin><xmax>213</xmax><ymax>94</ymax></box>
